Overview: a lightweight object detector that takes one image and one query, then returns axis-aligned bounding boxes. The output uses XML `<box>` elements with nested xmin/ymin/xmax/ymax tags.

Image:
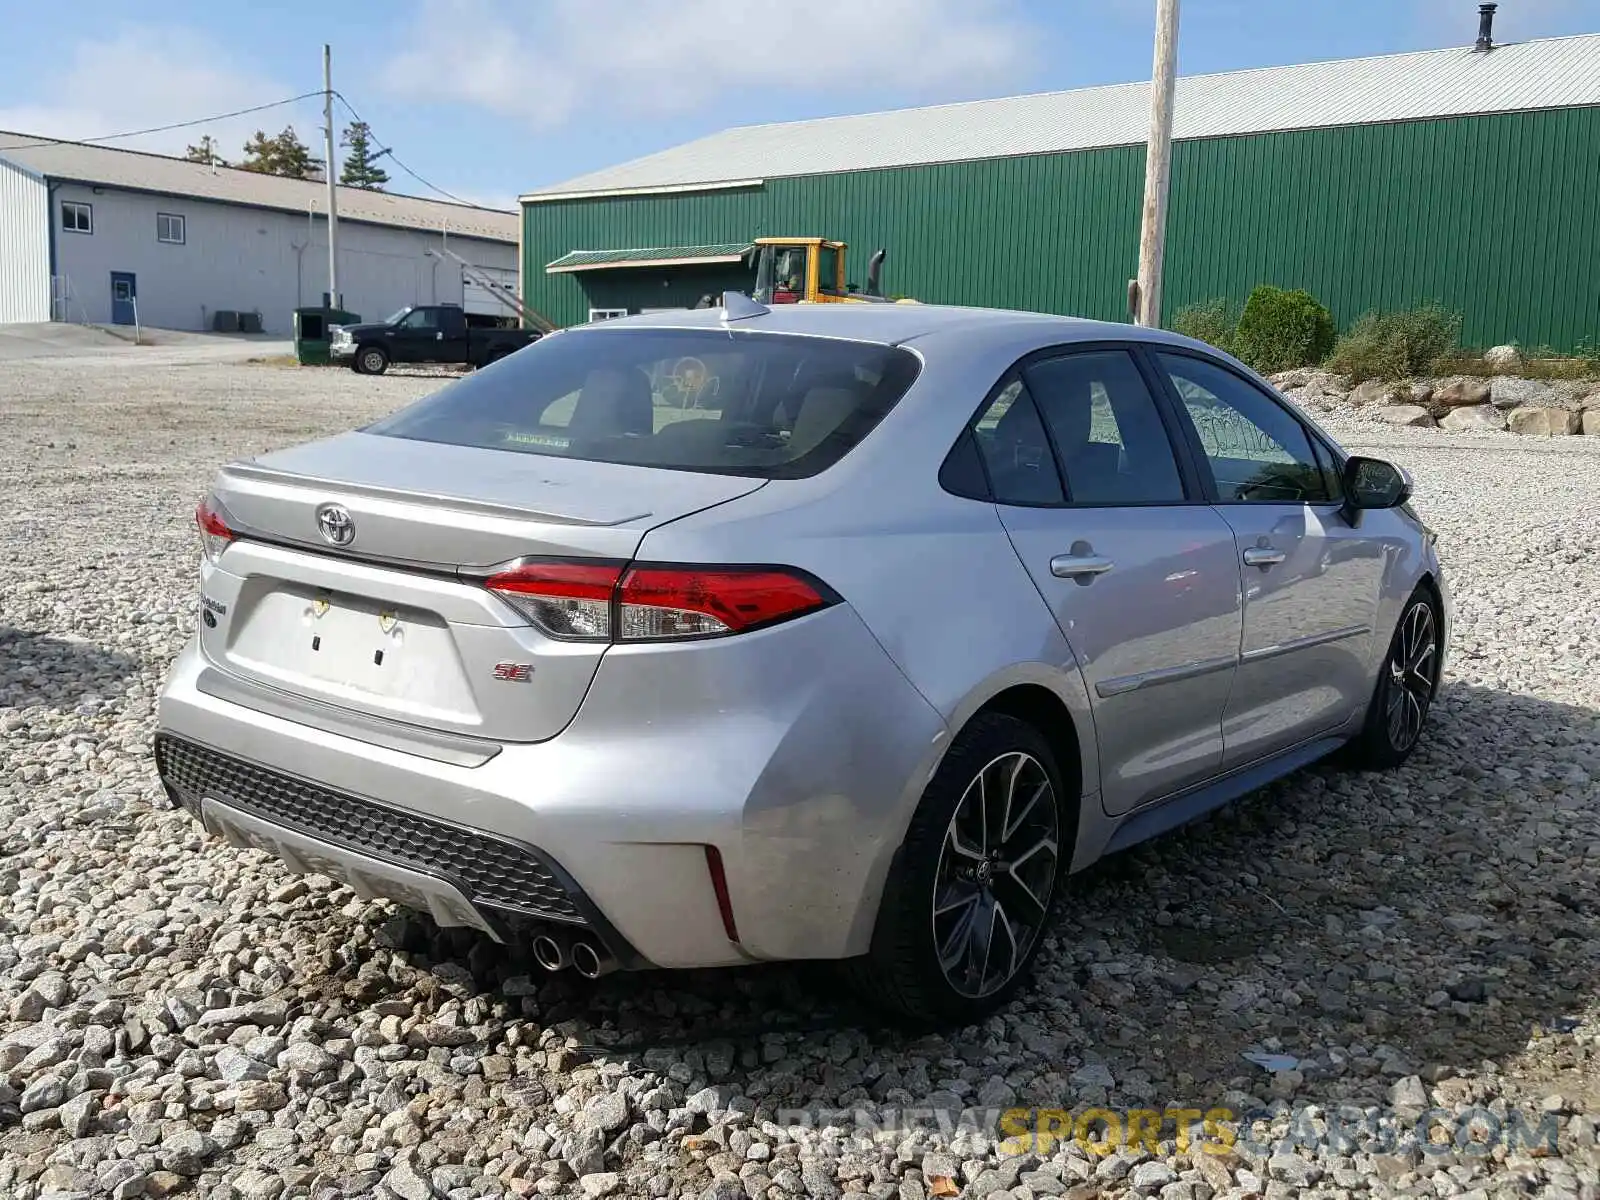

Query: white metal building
<box><xmin>0</xmin><ymin>132</ymin><xmax>519</xmax><ymax>332</ymax></box>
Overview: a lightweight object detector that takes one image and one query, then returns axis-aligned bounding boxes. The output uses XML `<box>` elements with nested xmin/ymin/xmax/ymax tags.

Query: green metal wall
<box><xmin>523</xmin><ymin>107</ymin><xmax>1600</xmax><ymax>349</ymax></box>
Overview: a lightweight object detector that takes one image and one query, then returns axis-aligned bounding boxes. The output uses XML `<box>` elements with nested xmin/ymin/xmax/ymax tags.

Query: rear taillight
<box><xmin>618</xmin><ymin>567</ymin><xmax>827</xmax><ymax>639</ymax></box>
<box><xmin>195</xmin><ymin>497</ymin><xmax>235</xmax><ymax>563</ymax></box>
<box><xmin>485</xmin><ymin>561</ymin><xmax>621</xmax><ymax>641</ymax></box>
<box><xmin>484</xmin><ymin>560</ymin><xmax>833</xmax><ymax>643</ymax></box>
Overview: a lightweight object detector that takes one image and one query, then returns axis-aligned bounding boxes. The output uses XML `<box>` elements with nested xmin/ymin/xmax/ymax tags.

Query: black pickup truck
<box><xmin>330</xmin><ymin>304</ymin><xmax>539</xmax><ymax>375</ymax></box>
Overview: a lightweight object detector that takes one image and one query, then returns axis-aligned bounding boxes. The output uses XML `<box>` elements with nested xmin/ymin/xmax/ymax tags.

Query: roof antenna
<box><xmin>720</xmin><ymin>290</ymin><xmax>769</xmax><ymax>322</ymax></box>
<box><xmin>1474</xmin><ymin>3</ymin><xmax>1497</xmax><ymax>52</ymax></box>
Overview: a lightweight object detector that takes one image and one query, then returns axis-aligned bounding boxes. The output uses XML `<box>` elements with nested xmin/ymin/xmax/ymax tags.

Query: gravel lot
<box><xmin>2</xmin><ymin>353</ymin><xmax>1597</xmax><ymax>1200</ymax></box>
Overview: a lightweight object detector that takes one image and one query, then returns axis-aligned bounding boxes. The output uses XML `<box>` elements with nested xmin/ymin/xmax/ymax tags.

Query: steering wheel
<box><xmin>665</xmin><ymin>356</ymin><xmax>711</xmax><ymax>409</ymax></box>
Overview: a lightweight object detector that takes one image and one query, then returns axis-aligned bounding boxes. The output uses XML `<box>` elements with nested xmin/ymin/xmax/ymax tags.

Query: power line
<box><xmin>332</xmin><ymin>91</ymin><xmax>477</xmax><ymax>207</ymax></box>
<box><xmin>0</xmin><ymin>91</ymin><xmax>325</xmax><ymax>154</ymax></box>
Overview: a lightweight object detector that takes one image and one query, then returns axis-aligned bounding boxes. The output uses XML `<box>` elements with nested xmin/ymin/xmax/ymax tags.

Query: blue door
<box><xmin>110</xmin><ymin>272</ymin><xmax>137</xmax><ymax>325</ymax></box>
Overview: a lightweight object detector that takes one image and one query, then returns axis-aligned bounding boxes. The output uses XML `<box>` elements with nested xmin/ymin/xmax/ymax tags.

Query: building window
<box><xmin>587</xmin><ymin>308</ymin><xmax>628</xmax><ymax>322</ymax></box>
<box><xmin>156</xmin><ymin>213</ymin><xmax>186</xmax><ymax>244</ymax></box>
<box><xmin>62</xmin><ymin>201</ymin><xmax>92</xmax><ymax>234</ymax></box>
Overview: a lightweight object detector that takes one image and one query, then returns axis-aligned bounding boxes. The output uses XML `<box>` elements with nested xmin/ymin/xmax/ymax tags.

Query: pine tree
<box><xmin>183</xmin><ymin>136</ymin><xmax>228</xmax><ymax>167</ymax></box>
<box><xmin>339</xmin><ymin>122</ymin><xmax>390</xmax><ymax>190</ymax></box>
<box><xmin>239</xmin><ymin>126</ymin><xmax>323</xmax><ymax>180</ymax></box>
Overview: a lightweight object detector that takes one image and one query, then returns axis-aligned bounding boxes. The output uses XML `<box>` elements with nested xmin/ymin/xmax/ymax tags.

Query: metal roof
<box><xmin>0</xmin><ymin>132</ymin><xmax>518</xmax><ymax>242</ymax></box>
<box><xmin>524</xmin><ymin>34</ymin><xmax>1600</xmax><ymax>201</ymax></box>
<box><xmin>545</xmin><ymin>243</ymin><xmax>752</xmax><ymax>273</ymax></box>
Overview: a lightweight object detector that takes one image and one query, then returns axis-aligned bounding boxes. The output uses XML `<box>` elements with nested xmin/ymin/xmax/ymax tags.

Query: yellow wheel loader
<box><xmin>749</xmin><ymin>238</ymin><xmax>920</xmax><ymax>306</ymax></box>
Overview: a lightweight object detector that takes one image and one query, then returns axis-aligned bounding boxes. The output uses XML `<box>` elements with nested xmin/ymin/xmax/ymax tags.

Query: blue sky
<box><xmin>1</xmin><ymin>0</ymin><xmax>1593</xmax><ymax>210</ymax></box>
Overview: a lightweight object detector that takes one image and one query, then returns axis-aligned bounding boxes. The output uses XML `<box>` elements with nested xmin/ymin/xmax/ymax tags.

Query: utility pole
<box><xmin>1134</xmin><ymin>0</ymin><xmax>1180</xmax><ymax>327</ymax></box>
<box><xmin>323</xmin><ymin>44</ymin><xmax>340</xmax><ymax>309</ymax></box>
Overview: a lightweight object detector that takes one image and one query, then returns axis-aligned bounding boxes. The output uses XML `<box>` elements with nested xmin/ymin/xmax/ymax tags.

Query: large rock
<box><xmin>1431</xmin><ymin>376</ymin><xmax>1492</xmax><ymax>408</ymax></box>
<box><xmin>1584</xmin><ymin>409</ymin><xmax>1600</xmax><ymax>436</ymax></box>
<box><xmin>1507</xmin><ymin>406</ymin><xmax>1580</xmax><ymax>436</ymax></box>
<box><xmin>1440</xmin><ymin>405</ymin><xmax>1506</xmax><ymax>433</ymax></box>
<box><xmin>1379</xmin><ymin>405</ymin><xmax>1435</xmax><ymax>427</ymax></box>
<box><xmin>1271</xmin><ymin>368</ymin><xmax>1349</xmax><ymax>393</ymax></box>
<box><xmin>1484</xmin><ymin>344</ymin><xmax>1524</xmax><ymax>371</ymax></box>
<box><xmin>1350</xmin><ymin>379</ymin><xmax>1397</xmax><ymax>407</ymax></box>
<box><xmin>1491</xmin><ymin>376</ymin><xmax>1556</xmax><ymax>409</ymax></box>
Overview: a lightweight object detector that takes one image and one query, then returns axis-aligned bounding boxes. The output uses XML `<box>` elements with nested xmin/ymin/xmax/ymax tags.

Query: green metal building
<box><xmin>521</xmin><ymin>31</ymin><xmax>1600</xmax><ymax>349</ymax></box>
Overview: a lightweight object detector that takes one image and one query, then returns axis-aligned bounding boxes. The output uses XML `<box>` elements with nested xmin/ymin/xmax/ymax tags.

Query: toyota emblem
<box><xmin>316</xmin><ymin>503</ymin><xmax>355</xmax><ymax>547</ymax></box>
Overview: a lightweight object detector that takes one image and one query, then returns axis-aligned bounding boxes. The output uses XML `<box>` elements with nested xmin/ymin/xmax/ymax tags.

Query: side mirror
<box><xmin>1341</xmin><ymin>455</ymin><xmax>1412</xmax><ymax>524</ymax></box>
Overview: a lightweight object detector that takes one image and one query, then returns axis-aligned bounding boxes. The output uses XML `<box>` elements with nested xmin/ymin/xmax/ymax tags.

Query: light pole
<box><xmin>1134</xmin><ymin>0</ymin><xmax>1180</xmax><ymax>327</ymax></box>
<box><xmin>323</xmin><ymin>44</ymin><xmax>340</xmax><ymax>308</ymax></box>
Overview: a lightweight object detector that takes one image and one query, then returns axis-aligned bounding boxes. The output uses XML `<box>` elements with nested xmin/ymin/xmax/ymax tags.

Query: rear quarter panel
<box><xmin>633</xmin><ymin>326</ymin><xmax>1110</xmax><ymax>924</ymax></box>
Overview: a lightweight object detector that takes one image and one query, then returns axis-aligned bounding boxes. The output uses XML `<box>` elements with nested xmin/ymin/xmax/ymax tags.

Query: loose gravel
<box><xmin>2</xmin><ymin>354</ymin><xmax>1597</xmax><ymax>1200</ymax></box>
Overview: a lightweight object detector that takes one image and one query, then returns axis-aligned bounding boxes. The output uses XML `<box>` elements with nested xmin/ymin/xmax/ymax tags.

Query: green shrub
<box><xmin>1171</xmin><ymin>297</ymin><xmax>1238</xmax><ymax>354</ymax></box>
<box><xmin>1327</xmin><ymin>305</ymin><xmax>1462</xmax><ymax>383</ymax></box>
<box><xmin>1231</xmin><ymin>285</ymin><xmax>1337</xmax><ymax>374</ymax></box>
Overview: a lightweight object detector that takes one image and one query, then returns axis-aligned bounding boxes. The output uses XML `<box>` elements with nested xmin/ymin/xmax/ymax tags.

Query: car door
<box><xmin>1151</xmin><ymin>350</ymin><xmax>1386</xmax><ymax>768</ymax></box>
<box><xmin>972</xmin><ymin>346</ymin><xmax>1243</xmax><ymax>816</ymax></box>
<box><xmin>437</xmin><ymin>307</ymin><xmax>470</xmax><ymax>363</ymax></box>
<box><xmin>389</xmin><ymin>308</ymin><xmax>440</xmax><ymax>362</ymax></box>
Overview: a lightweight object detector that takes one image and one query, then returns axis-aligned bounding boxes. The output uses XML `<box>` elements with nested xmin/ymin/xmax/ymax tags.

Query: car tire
<box><xmin>1346</xmin><ymin>586</ymin><xmax>1441</xmax><ymax>771</ymax></box>
<box><xmin>357</xmin><ymin>346</ymin><xmax>388</xmax><ymax>376</ymax></box>
<box><xmin>846</xmin><ymin>712</ymin><xmax>1067</xmax><ymax>1026</ymax></box>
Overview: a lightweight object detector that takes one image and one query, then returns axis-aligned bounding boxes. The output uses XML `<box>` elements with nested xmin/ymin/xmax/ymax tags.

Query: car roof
<box><xmin>572</xmin><ymin>300</ymin><xmax>1206</xmax><ymax>353</ymax></box>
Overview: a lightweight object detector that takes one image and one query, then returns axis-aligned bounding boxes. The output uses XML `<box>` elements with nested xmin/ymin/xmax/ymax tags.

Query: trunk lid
<box><xmin>216</xmin><ymin>430</ymin><xmax>763</xmax><ymax>568</ymax></box>
<box><xmin>200</xmin><ymin>432</ymin><xmax>763</xmax><ymax>743</ymax></box>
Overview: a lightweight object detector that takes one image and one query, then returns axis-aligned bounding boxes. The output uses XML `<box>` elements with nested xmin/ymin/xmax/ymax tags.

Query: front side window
<box><xmin>398</xmin><ymin>308</ymin><xmax>439</xmax><ymax>330</ymax></box>
<box><xmin>1157</xmin><ymin>353</ymin><xmax>1330</xmax><ymax>503</ymax></box>
<box><xmin>62</xmin><ymin>201</ymin><xmax>92</xmax><ymax>233</ymax></box>
<box><xmin>157</xmin><ymin>213</ymin><xmax>185</xmax><ymax>244</ymax></box>
<box><xmin>1024</xmin><ymin>350</ymin><xmax>1186</xmax><ymax>505</ymax></box>
<box><xmin>367</xmin><ymin>327</ymin><xmax>921</xmax><ymax>479</ymax></box>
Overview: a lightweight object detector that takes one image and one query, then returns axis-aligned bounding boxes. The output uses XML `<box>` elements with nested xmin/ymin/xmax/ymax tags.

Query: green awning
<box><xmin>545</xmin><ymin>243</ymin><xmax>753</xmax><ymax>274</ymax></box>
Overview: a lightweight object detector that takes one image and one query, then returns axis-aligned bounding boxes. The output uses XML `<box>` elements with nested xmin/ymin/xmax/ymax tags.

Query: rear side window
<box><xmin>1023</xmin><ymin>350</ymin><xmax>1185</xmax><ymax>505</ymax></box>
<box><xmin>366</xmin><ymin>327</ymin><xmax>921</xmax><ymax>479</ymax></box>
<box><xmin>970</xmin><ymin>380</ymin><xmax>1065</xmax><ymax>505</ymax></box>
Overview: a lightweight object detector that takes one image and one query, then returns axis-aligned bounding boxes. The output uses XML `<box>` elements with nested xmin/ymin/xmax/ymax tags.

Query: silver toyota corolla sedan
<box><xmin>155</xmin><ymin>298</ymin><xmax>1449</xmax><ymax>1023</ymax></box>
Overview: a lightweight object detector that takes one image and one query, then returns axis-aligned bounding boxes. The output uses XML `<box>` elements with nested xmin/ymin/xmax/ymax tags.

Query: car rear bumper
<box><xmin>154</xmin><ymin>605</ymin><xmax>948</xmax><ymax>969</ymax></box>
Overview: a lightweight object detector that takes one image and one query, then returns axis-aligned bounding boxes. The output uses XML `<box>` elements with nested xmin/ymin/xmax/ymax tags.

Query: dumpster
<box><xmin>293</xmin><ymin>305</ymin><xmax>360</xmax><ymax>365</ymax></box>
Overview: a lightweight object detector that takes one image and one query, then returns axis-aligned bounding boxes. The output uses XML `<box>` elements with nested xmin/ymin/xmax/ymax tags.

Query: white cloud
<box><xmin>0</xmin><ymin>27</ymin><xmax>315</xmax><ymax>161</ymax></box>
<box><xmin>383</xmin><ymin>0</ymin><xmax>1037</xmax><ymax>131</ymax></box>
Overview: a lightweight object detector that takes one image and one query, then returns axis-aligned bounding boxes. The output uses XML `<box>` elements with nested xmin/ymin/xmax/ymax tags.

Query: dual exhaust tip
<box><xmin>531</xmin><ymin>932</ymin><xmax>614</xmax><ymax>979</ymax></box>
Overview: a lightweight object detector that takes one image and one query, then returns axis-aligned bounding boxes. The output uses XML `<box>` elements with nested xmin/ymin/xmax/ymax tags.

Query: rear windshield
<box><xmin>364</xmin><ymin>327</ymin><xmax>922</xmax><ymax>478</ymax></box>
